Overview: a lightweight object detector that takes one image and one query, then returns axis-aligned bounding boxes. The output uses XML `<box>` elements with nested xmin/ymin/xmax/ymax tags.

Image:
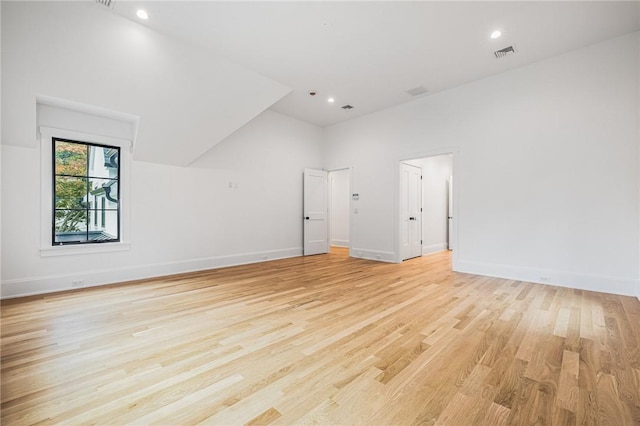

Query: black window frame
<box><xmin>52</xmin><ymin>137</ymin><xmax>121</xmax><ymax>246</ymax></box>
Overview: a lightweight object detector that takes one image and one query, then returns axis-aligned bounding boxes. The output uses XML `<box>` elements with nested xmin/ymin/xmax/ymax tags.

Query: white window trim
<box><xmin>39</xmin><ymin>126</ymin><xmax>131</xmax><ymax>256</ymax></box>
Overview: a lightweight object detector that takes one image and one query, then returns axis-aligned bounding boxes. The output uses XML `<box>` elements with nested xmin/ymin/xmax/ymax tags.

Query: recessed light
<box><xmin>137</xmin><ymin>9</ymin><xmax>149</xmax><ymax>20</ymax></box>
<box><xmin>490</xmin><ymin>30</ymin><xmax>502</xmax><ymax>39</ymax></box>
<box><xmin>328</xmin><ymin>97</ymin><xmax>335</xmax><ymax>103</ymax></box>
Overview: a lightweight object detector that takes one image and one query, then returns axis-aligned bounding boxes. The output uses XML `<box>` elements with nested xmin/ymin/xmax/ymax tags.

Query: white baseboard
<box><xmin>5</xmin><ymin>250</ymin><xmax>637</xmax><ymax>300</ymax></box>
<box><xmin>330</xmin><ymin>240</ymin><xmax>350</xmax><ymax>248</ymax></box>
<box><xmin>422</xmin><ymin>243</ymin><xmax>448</xmax><ymax>255</ymax></box>
<box><xmin>1</xmin><ymin>247</ymin><xmax>303</xmax><ymax>299</ymax></box>
<box><xmin>350</xmin><ymin>248</ymin><xmax>396</xmax><ymax>263</ymax></box>
<box><xmin>456</xmin><ymin>259</ymin><xmax>639</xmax><ymax>297</ymax></box>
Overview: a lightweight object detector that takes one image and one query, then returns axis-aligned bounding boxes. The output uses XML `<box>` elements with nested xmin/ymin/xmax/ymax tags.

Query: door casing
<box><xmin>395</xmin><ymin>148</ymin><xmax>459</xmax><ymax>267</ymax></box>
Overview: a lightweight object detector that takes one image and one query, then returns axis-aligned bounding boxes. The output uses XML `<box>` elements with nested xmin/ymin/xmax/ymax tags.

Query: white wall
<box><xmin>1</xmin><ymin>110</ymin><xmax>323</xmax><ymax>298</ymax></box>
<box><xmin>325</xmin><ymin>32</ymin><xmax>640</xmax><ymax>296</ymax></box>
<box><xmin>2</xmin><ymin>2</ymin><xmax>638</xmax><ymax>300</ymax></box>
<box><xmin>420</xmin><ymin>155</ymin><xmax>453</xmax><ymax>254</ymax></box>
<box><xmin>0</xmin><ymin>2</ymin><xmax>324</xmax><ymax>298</ymax></box>
<box><xmin>0</xmin><ymin>0</ymin><xmax>3</xmax><ymax>287</ymax></box>
<box><xmin>329</xmin><ymin>169</ymin><xmax>350</xmax><ymax>247</ymax></box>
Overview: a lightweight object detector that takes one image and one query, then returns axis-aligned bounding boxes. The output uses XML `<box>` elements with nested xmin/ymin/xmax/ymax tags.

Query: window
<box><xmin>52</xmin><ymin>138</ymin><xmax>120</xmax><ymax>245</ymax></box>
<box><xmin>37</xmin><ymin>96</ymin><xmax>136</xmax><ymax>256</ymax></box>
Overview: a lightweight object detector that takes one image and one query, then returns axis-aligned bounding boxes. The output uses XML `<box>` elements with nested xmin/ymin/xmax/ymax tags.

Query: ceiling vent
<box><xmin>494</xmin><ymin>45</ymin><xmax>516</xmax><ymax>59</ymax></box>
<box><xmin>341</xmin><ymin>105</ymin><xmax>354</xmax><ymax>110</ymax></box>
<box><xmin>95</xmin><ymin>0</ymin><xmax>114</xmax><ymax>9</ymax></box>
<box><xmin>406</xmin><ymin>86</ymin><xmax>428</xmax><ymax>97</ymax></box>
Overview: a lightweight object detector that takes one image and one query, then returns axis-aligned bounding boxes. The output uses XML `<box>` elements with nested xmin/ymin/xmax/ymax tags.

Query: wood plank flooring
<box><xmin>2</xmin><ymin>249</ymin><xmax>639</xmax><ymax>425</ymax></box>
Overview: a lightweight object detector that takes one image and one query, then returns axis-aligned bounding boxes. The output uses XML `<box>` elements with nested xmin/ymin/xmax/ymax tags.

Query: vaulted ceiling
<box><xmin>114</xmin><ymin>1</ymin><xmax>640</xmax><ymax>127</ymax></box>
<box><xmin>3</xmin><ymin>1</ymin><xmax>639</xmax><ymax>166</ymax></box>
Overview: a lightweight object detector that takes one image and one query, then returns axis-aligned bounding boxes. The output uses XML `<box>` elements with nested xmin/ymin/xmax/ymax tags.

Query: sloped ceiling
<box><xmin>3</xmin><ymin>1</ymin><xmax>638</xmax><ymax>165</ymax></box>
<box><xmin>1</xmin><ymin>1</ymin><xmax>291</xmax><ymax>166</ymax></box>
<box><xmin>112</xmin><ymin>1</ymin><xmax>640</xmax><ymax>127</ymax></box>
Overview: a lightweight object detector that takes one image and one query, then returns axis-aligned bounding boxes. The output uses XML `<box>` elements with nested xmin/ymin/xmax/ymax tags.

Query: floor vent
<box><xmin>96</xmin><ymin>0</ymin><xmax>114</xmax><ymax>9</ymax></box>
<box><xmin>494</xmin><ymin>45</ymin><xmax>516</xmax><ymax>59</ymax></box>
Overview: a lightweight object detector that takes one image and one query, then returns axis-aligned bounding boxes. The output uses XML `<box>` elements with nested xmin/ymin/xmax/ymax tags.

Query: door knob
<box><xmin>409</xmin><ymin>217</ymin><xmax>416</xmax><ymax>220</ymax></box>
<box><xmin>305</xmin><ymin>217</ymin><xmax>310</xmax><ymax>220</ymax></box>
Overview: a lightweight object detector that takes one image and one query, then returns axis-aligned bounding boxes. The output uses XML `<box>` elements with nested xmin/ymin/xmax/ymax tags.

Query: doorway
<box><xmin>398</xmin><ymin>153</ymin><xmax>454</xmax><ymax>262</ymax></box>
<box><xmin>328</xmin><ymin>168</ymin><xmax>351</xmax><ymax>254</ymax></box>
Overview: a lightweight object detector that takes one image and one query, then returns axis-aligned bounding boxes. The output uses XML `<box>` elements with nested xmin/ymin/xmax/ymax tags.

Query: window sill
<box><xmin>40</xmin><ymin>242</ymin><xmax>131</xmax><ymax>257</ymax></box>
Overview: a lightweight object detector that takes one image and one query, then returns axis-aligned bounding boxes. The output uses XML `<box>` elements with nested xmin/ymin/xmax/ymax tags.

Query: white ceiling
<box><xmin>112</xmin><ymin>1</ymin><xmax>640</xmax><ymax>128</ymax></box>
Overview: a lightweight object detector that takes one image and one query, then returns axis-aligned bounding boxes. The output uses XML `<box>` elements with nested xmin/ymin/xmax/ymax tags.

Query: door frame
<box><xmin>327</xmin><ymin>167</ymin><xmax>353</xmax><ymax>255</ymax></box>
<box><xmin>395</xmin><ymin>147</ymin><xmax>459</xmax><ymax>269</ymax></box>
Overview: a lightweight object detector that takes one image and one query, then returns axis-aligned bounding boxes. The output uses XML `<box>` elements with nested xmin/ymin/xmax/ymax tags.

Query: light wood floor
<box><xmin>2</xmin><ymin>249</ymin><xmax>639</xmax><ymax>425</ymax></box>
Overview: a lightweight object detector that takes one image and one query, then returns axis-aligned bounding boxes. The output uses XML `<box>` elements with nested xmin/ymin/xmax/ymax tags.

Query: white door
<box><xmin>400</xmin><ymin>163</ymin><xmax>422</xmax><ymax>260</ymax></box>
<box><xmin>304</xmin><ymin>168</ymin><xmax>328</xmax><ymax>256</ymax></box>
<box><xmin>448</xmin><ymin>175</ymin><xmax>453</xmax><ymax>250</ymax></box>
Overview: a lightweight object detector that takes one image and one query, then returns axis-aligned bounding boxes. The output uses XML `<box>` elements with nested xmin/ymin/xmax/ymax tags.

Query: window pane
<box><xmin>89</xmin><ymin>178</ymin><xmax>118</xmax><ymax>209</ymax></box>
<box><xmin>55</xmin><ymin>141</ymin><xmax>87</xmax><ymax>176</ymax></box>
<box><xmin>54</xmin><ymin>210</ymin><xmax>88</xmax><ymax>243</ymax></box>
<box><xmin>88</xmin><ymin>210</ymin><xmax>118</xmax><ymax>241</ymax></box>
<box><xmin>88</xmin><ymin>146</ymin><xmax>119</xmax><ymax>179</ymax></box>
<box><xmin>55</xmin><ymin>176</ymin><xmax>88</xmax><ymax>209</ymax></box>
<box><xmin>52</xmin><ymin>138</ymin><xmax>121</xmax><ymax>246</ymax></box>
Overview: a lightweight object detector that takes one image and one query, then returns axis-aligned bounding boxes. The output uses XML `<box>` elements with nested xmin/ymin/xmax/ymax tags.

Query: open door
<box><xmin>303</xmin><ymin>168</ymin><xmax>328</xmax><ymax>256</ymax></box>
<box><xmin>400</xmin><ymin>163</ymin><xmax>422</xmax><ymax>260</ymax></box>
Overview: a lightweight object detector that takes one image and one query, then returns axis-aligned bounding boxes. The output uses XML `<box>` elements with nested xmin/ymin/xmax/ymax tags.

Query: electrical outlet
<box><xmin>71</xmin><ymin>280</ymin><xmax>85</xmax><ymax>287</ymax></box>
<box><xmin>539</xmin><ymin>276</ymin><xmax>551</xmax><ymax>283</ymax></box>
